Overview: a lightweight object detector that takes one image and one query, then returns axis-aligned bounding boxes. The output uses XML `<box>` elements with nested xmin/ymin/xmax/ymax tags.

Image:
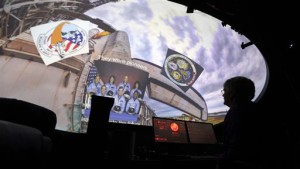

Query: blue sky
<box><xmin>85</xmin><ymin>0</ymin><xmax>267</xmax><ymax>117</ymax></box>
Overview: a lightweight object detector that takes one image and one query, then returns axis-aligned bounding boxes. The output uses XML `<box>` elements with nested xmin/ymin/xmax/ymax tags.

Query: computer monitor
<box><xmin>152</xmin><ymin>117</ymin><xmax>219</xmax><ymax>157</ymax></box>
<box><xmin>152</xmin><ymin>117</ymin><xmax>188</xmax><ymax>144</ymax></box>
<box><xmin>185</xmin><ymin>121</ymin><xmax>217</xmax><ymax>144</ymax></box>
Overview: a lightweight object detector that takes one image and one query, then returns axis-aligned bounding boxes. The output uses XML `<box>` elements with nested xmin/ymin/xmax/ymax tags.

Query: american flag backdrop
<box><xmin>82</xmin><ymin>65</ymin><xmax>99</xmax><ymax>107</ymax></box>
<box><xmin>87</xmin><ymin>65</ymin><xmax>99</xmax><ymax>85</ymax></box>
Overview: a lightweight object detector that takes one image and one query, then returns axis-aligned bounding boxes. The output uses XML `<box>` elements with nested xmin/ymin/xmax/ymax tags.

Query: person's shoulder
<box><xmin>235</xmin><ymin>101</ymin><xmax>256</xmax><ymax>109</ymax></box>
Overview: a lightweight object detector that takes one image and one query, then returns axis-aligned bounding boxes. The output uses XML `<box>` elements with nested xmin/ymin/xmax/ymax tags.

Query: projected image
<box><xmin>84</xmin><ymin>0</ymin><xmax>267</xmax><ymax>124</ymax></box>
<box><xmin>80</xmin><ymin>57</ymin><xmax>150</xmax><ymax>127</ymax></box>
<box><xmin>161</xmin><ymin>48</ymin><xmax>204</xmax><ymax>92</ymax></box>
<box><xmin>81</xmin><ymin>59</ymin><xmax>150</xmax><ymax>129</ymax></box>
<box><xmin>0</xmin><ymin>0</ymin><xmax>267</xmax><ymax>132</ymax></box>
<box><xmin>30</xmin><ymin>20</ymin><xmax>90</xmax><ymax>65</ymax></box>
<box><xmin>94</xmin><ymin>59</ymin><xmax>149</xmax><ymax>125</ymax></box>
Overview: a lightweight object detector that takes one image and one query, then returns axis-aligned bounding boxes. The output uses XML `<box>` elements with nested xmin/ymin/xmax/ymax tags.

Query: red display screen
<box><xmin>153</xmin><ymin>117</ymin><xmax>188</xmax><ymax>144</ymax></box>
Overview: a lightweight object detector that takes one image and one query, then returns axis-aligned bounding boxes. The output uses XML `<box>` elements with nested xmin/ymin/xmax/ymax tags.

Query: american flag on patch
<box><xmin>48</xmin><ymin>30</ymin><xmax>83</xmax><ymax>52</ymax></box>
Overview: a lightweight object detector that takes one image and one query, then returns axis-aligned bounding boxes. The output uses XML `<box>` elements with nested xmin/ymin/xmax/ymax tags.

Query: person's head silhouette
<box><xmin>218</xmin><ymin>76</ymin><xmax>260</xmax><ymax>169</ymax></box>
<box><xmin>222</xmin><ymin>76</ymin><xmax>255</xmax><ymax>107</ymax></box>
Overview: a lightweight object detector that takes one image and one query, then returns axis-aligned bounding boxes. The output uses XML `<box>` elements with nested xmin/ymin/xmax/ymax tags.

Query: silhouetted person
<box><xmin>217</xmin><ymin>76</ymin><xmax>262</xmax><ymax>169</ymax></box>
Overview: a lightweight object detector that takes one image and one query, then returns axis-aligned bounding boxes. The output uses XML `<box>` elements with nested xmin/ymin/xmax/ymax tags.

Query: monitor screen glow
<box><xmin>153</xmin><ymin>117</ymin><xmax>189</xmax><ymax>144</ymax></box>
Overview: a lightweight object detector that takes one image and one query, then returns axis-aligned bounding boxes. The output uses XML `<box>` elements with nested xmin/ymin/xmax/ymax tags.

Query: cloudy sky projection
<box><xmin>86</xmin><ymin>0</ymin><xmax>267</xmax><ymax>117</ymax></box>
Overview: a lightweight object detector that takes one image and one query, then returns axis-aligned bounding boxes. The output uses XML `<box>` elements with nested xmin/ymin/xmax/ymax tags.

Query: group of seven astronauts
<box><xmin>86</xmin><ymin>75</ymin><xmax>142</xmax><ymax>115</ymax></box>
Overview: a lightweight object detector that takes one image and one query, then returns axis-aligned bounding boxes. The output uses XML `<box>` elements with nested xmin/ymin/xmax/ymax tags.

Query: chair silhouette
<box><xmin>0</xmin><ymin>97</ymin><xmax>57</xmax><ymax>167</ymax></box>
<box><xmin>0</xmin><ymin>97</ymin><xmax>57</xmax><ymax>137</ymax></box>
